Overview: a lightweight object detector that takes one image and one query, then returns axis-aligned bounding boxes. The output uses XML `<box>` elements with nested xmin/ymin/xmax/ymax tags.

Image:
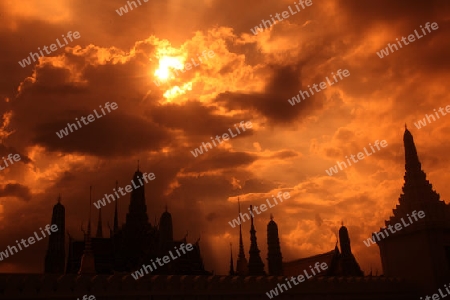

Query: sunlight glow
<box><xmin>154</xmin><ymin>56</ymin><xmax>185</xmax><ymax>81</ymax></box>
<box><xmin>163</xmin><ymin>82</ymin><xmax>193</xmax><ymax>101</ymax></box>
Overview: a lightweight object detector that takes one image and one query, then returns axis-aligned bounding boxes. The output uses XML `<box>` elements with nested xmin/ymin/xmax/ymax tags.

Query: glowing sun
<box><xmin>154</xmin><ymin>56</ymin><xmax>184</xmax><ymax>81</ymax></box>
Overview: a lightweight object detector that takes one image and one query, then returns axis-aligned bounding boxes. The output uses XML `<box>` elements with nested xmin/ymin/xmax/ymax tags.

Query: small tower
<box><xmin>229</xmin><ymin>243</ymin><xmax>235</xmax><ymax>276</ymax></box>
<box><xmin>235</xmin><ymin>198</ymin><xmax>248</xmax><ymax>275</ymax></box>
<box><xmin>247</xmin><ymin>205</ymin><xmax>266</xmax><ymax>276</ymax></box>
<box><xmin>159</xmin><ymin>205</ymin><xmax>174</xmax><ymax>252</ymax></box>
<box><xmin>78</xmin><ymin>186</ymin><xmax>96</xmax><ymax>275</ymax></box>
<box><xmin>44</xmin><ymin>195</ymin><xmax>65</xmax><ymax>273</ymax></box>
<box><xmin>267</xmin><ymin>214</ymin><xmax>283</xmax><ymax>276</ymax></box>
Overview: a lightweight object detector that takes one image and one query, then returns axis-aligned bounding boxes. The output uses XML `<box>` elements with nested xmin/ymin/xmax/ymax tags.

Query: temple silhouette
<box><xmin>45</xmin><ymin>169</ymin><xmax>210</xmax><ymax>276</ymax></box>
<box><xmin>230</xmin><ymin>201</ymin><xmax>363</xmax><ymax>277</ymax></box>
<box><xmin>1</xmin><ymin>128</ymin><xmax>449</xmax><ymax>299</ymax></box>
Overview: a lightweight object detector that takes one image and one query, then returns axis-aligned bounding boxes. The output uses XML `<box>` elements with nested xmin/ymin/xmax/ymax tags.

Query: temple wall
<box><xmin>0</xmin><ymin>274</ymin><xmax>419</xmax><ymax>300</ymax></box>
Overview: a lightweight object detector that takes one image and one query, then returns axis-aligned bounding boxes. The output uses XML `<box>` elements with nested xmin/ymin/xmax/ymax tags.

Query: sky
<box><xmin>0</xmin><ymin>0</ymin><xmax>449</xmax><ymax>275</ymax></box>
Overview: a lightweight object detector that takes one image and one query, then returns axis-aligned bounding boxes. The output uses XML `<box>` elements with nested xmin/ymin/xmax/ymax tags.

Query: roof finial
<box><xmin>165</xmin><ymin>203</ymin><xmax>168</xmax><ymax>212</ymax></box>
<box><xmin>57</xmin><ymin>194</ymin><xmax>61</xmax><ymax>203</ymax></box>
<box><xmin>137</xmin><ymin>159</ymin><xmax>140</xmax><ymax>171</ymax></box>
<box><xmin>270</xmin><ymin>213</ymin><xmax>273</xmax><ymax>221</ymax></box>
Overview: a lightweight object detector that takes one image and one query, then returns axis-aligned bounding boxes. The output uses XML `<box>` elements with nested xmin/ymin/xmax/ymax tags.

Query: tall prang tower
<box><xmin>125</xmin><ymin>167</ymin><xmax>149</xmax><ymax>228</ymax></box>
<box><xmin>376</xmin><ymin>127</ymin><xmax>450</xmax><ymax>291</ymax></box>
<box><xmin>267</xmin><ymin>214</ymin><xmax>283</xmax><ymax>276</ymax></box>
<box><xmin>122</xmin><ymin>166</ymin><xmax>152</xmax><ymax>269</ymax></box>
<box><xmin>247</xmin><ymin>205</ymin><xmax>266</xmax><ymax>275</ymax></box>
<box><xmin>44</xmin><ymin>195</ymin><xmax>65</xmax><ymax>273</ymax></box>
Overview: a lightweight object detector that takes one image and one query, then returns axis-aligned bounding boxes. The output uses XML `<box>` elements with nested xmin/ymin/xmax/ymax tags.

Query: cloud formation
<box><xmin>0</xmin><ymin>0</ymin><xmax>449</xmax><ymax>275</ymax></box>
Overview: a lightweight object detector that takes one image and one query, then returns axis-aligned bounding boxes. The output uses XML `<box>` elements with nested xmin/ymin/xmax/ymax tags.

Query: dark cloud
<box><xmin>35</xmin><ymin>111</ymin><xmax>172</xmax><ymax>156</ymax></box>
<box><xmin>217</xmin><ymin>64</ymin><xmax>325</xmax><ymax>125</ymax></box>
<box><xmin>0</xmin><ymin>183</ymin><xmax>31</xmax><ymax>201</ymax></box>
<box><xmin>0</xmin><ymin>145</ymin><xmax>31</xmax><ymax>164</ymax></box>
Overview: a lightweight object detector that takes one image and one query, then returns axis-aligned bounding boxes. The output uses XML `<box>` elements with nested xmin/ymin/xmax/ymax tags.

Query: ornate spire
<box><xmin>403</xmin><ymin>127</ymin><xmax>422</xmax><ymax>177</ymax></box>
<box><xmin>248</xmin><ymin>205</ymin><xmax>265</xmax><ymax>275</ymax></box>
<box><xmin>386</xmin><ymin>128</ymin><xmax>447</xmax><ymax>227</ymax></box>
<box><xmin>236</xmin><ymin>197</ymin><xmax>248</xmax><ymax>275</ymax></box>
<box><xmin>113</xmin><ymin>181</ymin><xmax>119</xmax><ymax>233</ymax></box>
<box><xmin>78</xmin><ymin>186</ymin><xmax>96</xmax><ymax>275</ymax></box>
<box><xmin>229</xmin><ymin>243</ymin><xmax>235</xmax><ymax>276</ymax></box>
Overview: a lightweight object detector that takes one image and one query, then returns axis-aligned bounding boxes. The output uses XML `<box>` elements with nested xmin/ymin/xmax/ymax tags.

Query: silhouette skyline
<box><xmin>1</xmin><ymin>0</ymin><xmax>449</xmax><ymax>298</ymax></box>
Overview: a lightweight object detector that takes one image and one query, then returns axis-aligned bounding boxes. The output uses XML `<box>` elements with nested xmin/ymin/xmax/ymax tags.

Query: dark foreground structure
<box><xmin>0</xmin><ymin>128</ymin><xmax>448</xmax><ymax>299</ymax></box>
<box><xmin>0</xmin><ymin>273</ymin><xmax>418</xmax><ymax>299</ymax></box>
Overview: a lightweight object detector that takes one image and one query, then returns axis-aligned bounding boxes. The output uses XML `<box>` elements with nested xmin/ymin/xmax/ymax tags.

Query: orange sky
<box><xmin>0</xmin><ymin>0</ymin><xmax>449</xmax><ymax>275</ymax></box>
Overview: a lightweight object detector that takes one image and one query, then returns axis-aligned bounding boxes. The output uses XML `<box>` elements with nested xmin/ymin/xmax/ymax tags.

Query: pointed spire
<box><xmin>113</xmin><ymin>181</ymin><xmax>119</xmax><ymax>233</ymax></box>
<box><xmin>403</xmin><ymin>127</ymin><xmax>422</xmax><ymax>175</ymax></box>
<box><xmin>137</xmin><ymin>159</ymin><xmax>140</xmax><ymax>171</ymax></box>
<box><xmin>248</xmin><ymin>204</ymin><xmax>265</xmax><ymax>275</ymax></box>
<box><xmin>270</xmin><ymin>213</ymin><xmax>273</xmax><ymax>221</ymax></box>
<box><xmin>57</xmin><ymin>194</ymin><xmax>61</xmax><ymax>203</ymax></box>
<box><xmin>394</xmin><ymin>128</ymin><xmax>443</xmax><ymax>215</ymax></box>
<box><xmin>229</xmin><ymin>242</ymin><xmax>235</xmax><ymax>275</ymax></box>
<box><xmin>236</xmin><ymin>197</ymin><xmax>248</xmax><ymax>275</ymax></box>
